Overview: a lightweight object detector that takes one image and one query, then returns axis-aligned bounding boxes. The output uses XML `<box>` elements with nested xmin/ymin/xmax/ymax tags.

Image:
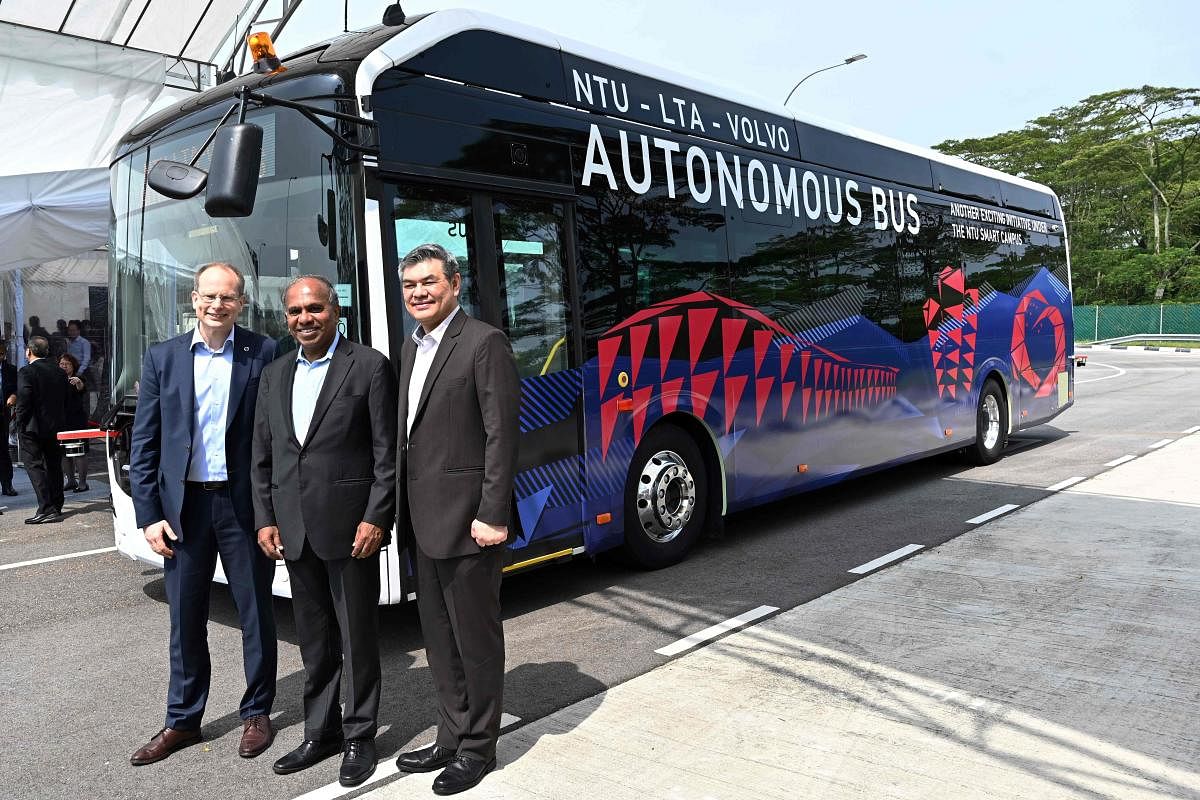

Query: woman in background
<box><xmin>58</xmin><ymin>353</ymin><xmax>89</xmax><ymax>492</ymax></box>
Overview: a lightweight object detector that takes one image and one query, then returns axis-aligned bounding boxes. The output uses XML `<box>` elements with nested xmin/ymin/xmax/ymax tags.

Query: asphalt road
<box><xmin>1</xmin><ymin>349</ymin><xmax>1196</xmax><ymax>800</ymax></box>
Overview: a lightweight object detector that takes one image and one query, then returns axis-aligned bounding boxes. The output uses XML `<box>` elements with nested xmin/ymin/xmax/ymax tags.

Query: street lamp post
<box><xmin>783</xmin><ymin>53</ymin><xmax>867</xmax><ymax>106</ymax></box>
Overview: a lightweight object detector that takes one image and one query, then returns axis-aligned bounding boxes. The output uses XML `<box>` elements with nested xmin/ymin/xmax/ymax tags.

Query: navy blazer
<box><xmin>129</xmin><ymin>326</ymin><xmax>276</xmax><ymax>539</ymax></box>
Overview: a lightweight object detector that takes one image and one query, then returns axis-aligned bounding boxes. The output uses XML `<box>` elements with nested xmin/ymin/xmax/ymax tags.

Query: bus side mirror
<box><xmin>147</xmin><ymin>160</ymin><xmax>208</xmax><ymax>199</ymax></box>
<box><xmin>205</xmin><ymin>122</ymin><xmax>263</xmax><ymax>217</ymax></box>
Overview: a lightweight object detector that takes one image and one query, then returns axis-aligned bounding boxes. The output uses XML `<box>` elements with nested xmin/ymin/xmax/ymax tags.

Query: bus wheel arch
<box><xmin>620</xmin><ymin>414</ymin><xmax>723</xmax><ymax>569</ymax></box>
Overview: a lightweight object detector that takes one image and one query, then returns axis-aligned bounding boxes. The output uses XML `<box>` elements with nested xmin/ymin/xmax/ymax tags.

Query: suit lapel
<box><xmin>280</xmin><ymin>356</ymin><xmax>300</xmax><ymax>448</ymax></box>
<box><xmin>174</xmin><ymin>333</ymin><xmax>196</xmax><ymax>439</ymax></box>
<box><xmin>398</xmin><ymin>334</ymin><xmax>416</xmax><ymax>437</ymax></box>
<box><xmin>412</xmin><ymin>311</ymin><xmax>466</xmax><ymax>429</ymax></box>
<box><xmin>301</xmin><ymin>338</ymin><xmax>353</xmax><ymax>449</ymax></box>
<box><xmin>227</xmin><ymin>326</ymin><xmax>251</xmax><ymax>430</ymax></box>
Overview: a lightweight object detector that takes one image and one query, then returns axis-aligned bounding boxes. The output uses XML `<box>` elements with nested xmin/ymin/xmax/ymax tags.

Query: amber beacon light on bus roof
<box><xmin>146</xmin><ymin>30</ymin><xmax>378</xmax><ymax>217</ymax></box>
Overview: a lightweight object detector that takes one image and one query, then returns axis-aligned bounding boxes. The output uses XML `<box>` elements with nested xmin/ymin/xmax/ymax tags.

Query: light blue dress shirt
<box><xmin>187</xmin><ymin>328</ymin><xmax>235</xmax><ymax>482</ymax></box>
<box><xmin>67</xmin><ymin>335</ymin><xmax>92</xmax><ymax>373</ymax></box>
<box><xmin>292</xmin><ymin>331</ymin><xmax>340</xmax><ymax>443</ymax></box>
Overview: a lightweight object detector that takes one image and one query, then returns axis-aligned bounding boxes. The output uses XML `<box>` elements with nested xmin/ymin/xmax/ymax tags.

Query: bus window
<box><xmin>492</xmin><ymin>197</ymin><xmax>571</xmax><ymax>377</ymax></box>
<box><xmin>391</xmin><ymin>184</ymin><xmax>481</xmax><ymax>330</ymax></box>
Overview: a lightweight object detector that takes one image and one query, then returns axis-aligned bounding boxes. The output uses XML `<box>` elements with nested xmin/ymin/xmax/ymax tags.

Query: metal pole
<box><xmin>1094</xmin><ymin>306</ymin><xmax>1099</xmax><ymax>342</ymax></box>
<box><xmin>1160</xmin><ymin>304</ymin><xmax>1164</xmax><ymax>335</ymax></box>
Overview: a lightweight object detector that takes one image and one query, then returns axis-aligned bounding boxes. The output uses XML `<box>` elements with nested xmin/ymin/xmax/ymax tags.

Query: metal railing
<box><xmin>1073</xmin><ymin>305</ymin><xmax>1200</xmax><ymax>343</ymax></box>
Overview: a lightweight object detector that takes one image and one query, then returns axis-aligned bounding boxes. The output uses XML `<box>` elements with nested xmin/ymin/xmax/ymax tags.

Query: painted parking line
<box><xmin>1046</xmin><ymin>476</ymin><xmax>1087</xmax><ymax>492</ymax></box>
<box><xmin>966</xmin><ymin>504</ymin><xmax>1020</xmax><ymax>525</ymax></box>
<box><xmin>1148</xmin><ymin>439</ymin><xmax>1174</xmax><ymax>449</ymax></box>
<box><xmin>1074</xmin><ymin>363</ymin><xmax>1126</xmax><ymax>384</ymax></box>
<box><xmin>1105</xmin><ymin>454</ymin><xmax>1137</xmax><ymax>467</ymax></box>
<box><xmin>290</xmin><ymin>715</ymin><xmax>523</xmax><ymax>800</ymax></box>
<box><xmin>848</xmin><ymin>544</ymin><xmax>924</xmax><ymax>575</ymax></box>
<box><xmin>1184</xmin><ymin>426</ymin><xmax>1200</xmax><ymax>435</ymax></box>
<box><xmin>0</xmin><ymin>546</ymin><xmax>117</xmax><ymax>572</ymax></box>
<box><xmin>655</xmin><ymin>605</ymin><xmax>779</xmax><ymax>657</ymax></box>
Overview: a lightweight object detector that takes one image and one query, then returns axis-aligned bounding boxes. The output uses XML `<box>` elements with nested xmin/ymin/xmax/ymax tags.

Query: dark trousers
<box><xmin>0</xmin><ymin>411</ymin><xmax>13</xmax><ymax>489</ymax></box>
<box><xmin>20</xmin><ymin>432</ymin><xmax>63</xmax><ymax>515</ymax></box>
<box><xmin>286</xmin><ymin>540</ymin><xmax>381</xmax><ymax>742</ymax></box>
<box><xmin>415</xmin><ymin>545</ymin><xmax>505</xmax><ymax>761</ymax></box>
<box><xmin>163</xmin><ymin>484</ymin><xmax>277</xmax><ymax>730</ymax></box>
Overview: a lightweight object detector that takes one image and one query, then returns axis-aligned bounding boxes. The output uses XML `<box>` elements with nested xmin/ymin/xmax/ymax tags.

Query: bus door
<box><xmin>385</xmin><ymin>182</ymin><xmax>587</xmax><ymax>571</ymax></box>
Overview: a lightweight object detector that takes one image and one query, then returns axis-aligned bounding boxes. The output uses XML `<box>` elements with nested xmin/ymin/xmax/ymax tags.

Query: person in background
<box><xmin>15</xmin><ymin>335</ymin><xmax>68</xmax><ymax>523</ymax></box>
<box><xmin>67</xmin><ymin>320</ymin><xmax>92</xmax><ymax>376</ymax></box>
<box><xmin>0</xmin><ymin>344</ymin><xmax>17</xmax><ymax>496</ymax></box>
<box><xmin>49</xmin><ymin>319</ymin><xmax>68</xmax><ymax>359</ymax></box>
<box><xmin>58</xmin><ymin>352</ymin><xmax>90</xmax><ymax>493</ymax></box>
<box><xmin>27</xmin><ymin>316</ymin><xmax>50</xmax><ymax>342</ymax></box>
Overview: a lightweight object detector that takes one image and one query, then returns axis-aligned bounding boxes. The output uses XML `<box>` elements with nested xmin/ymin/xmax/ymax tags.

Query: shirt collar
<box><xmin>411</xmin><ymin>305</ymin><xmax>460</xmax><ymax>347</ymax></box>
<box><xmin>296</xmin><ymin>330</ymin><xmax>341</xmax><ymax>365</ymax></box>
<box><xmin>191</xmin><ymin>326</ymin><xmax>236</xmax><ymax>354</ymax></box>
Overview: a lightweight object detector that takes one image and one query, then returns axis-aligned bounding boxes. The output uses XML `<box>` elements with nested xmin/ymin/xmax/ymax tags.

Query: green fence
<box><xmin>1073</xmin><ymin>305</ymin><xmax>1200</xmax><ymax>342</ymax></box>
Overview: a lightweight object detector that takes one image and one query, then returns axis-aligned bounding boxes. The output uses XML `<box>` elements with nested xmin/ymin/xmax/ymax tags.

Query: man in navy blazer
<box><xmin>128</xmin><ymin>262</ymin><xmax>279</xmax><ymax>766</ymax></box>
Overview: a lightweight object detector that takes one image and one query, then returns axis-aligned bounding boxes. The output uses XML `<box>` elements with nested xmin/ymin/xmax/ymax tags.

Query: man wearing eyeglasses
<box><xmin>128</xmin><ymin>262</ymin><xmax>279</xmax><ymax>767</ymax></box>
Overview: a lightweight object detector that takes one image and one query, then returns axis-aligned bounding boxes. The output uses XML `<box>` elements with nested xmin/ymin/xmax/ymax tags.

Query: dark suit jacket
<box><xmin>396</xmin><ymin>312</ymin><xmax>520</xmax><ymax>560</ymax></box>
<box><xmin>128</xmin><ymin>326</ymin><xmax>276</xmax><ymax>539</ymax></box>
<box><xmin>15</xmin><ymin>358</ymin><xmax>68</xmax><ymax>437</ymax></box>
<box><xmin>1</xmin><ymin>361</ymin><xmax>17</xmax><ymax>402</ymax></box>
<box><xmin>252</xmin><ymin>337</ymin><xmax>397</xmax><ymax>561</ymax></box>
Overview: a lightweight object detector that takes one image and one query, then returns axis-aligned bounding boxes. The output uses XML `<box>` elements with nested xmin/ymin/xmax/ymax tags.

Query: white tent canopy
<box><xmin>0</xmin><ymin>168</ymin><xmax>109</xmax><ymax>273</ymax></box>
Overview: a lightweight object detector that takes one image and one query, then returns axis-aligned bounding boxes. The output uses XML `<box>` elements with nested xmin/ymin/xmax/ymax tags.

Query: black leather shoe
<box><xmin>73</xmin><ymin>484</ymin><xmax>90</xmax><ymax>493</ymax></box>
<box><xmin>433</xmin><ymin>755</ymin><xmax>496</xmax><ymax>796</ymax></box>
<box><xmin>272</xmin><ymin>738</ymin><xmax>343</xmax><ymax>775</ymax></box>
<box><xmin>2</xmin><ymin>486</ymin><xmax>18</xmax><ymax>496</ymax></box>
<box><xmin>395</xmin><ymin>743</ymin><xmax>456</xmax><ymax>773</ymax></box>
<box><xmin>338</xmin><ymin>738</ymin><xmax>377</xmax><ymax>787</ymax></box>
<box><xmin>25</xmin><ymin>511</ymin><xmax>61</xmax><ymax>524</ymax></box>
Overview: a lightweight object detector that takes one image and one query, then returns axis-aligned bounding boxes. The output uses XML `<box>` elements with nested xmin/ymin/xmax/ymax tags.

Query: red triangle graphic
<box><xmin>948</xmin><ymin>327</ymin><xmax>963</xmax><ymax>345</ymax></box>
<box><xmin>782</xmin><ymin>381</ymin><xmax>795</xmax><ymax>420</ymax></box>
<box><xmin>629</xmin><ymin>324</ymin><xmax>651</xmax><ymax>387</ymax></box>
<box><xmin>755</xmin><ymin>377</ymin><xmax>774</xmax><ymax>424</ymax></box>
<box><xmin>657</xmin><ymin>315</ymin><xmax>682</xmax><ymax>378</ymax></box>
<box><xmin>690</xmin><ymin>371</ymin><xmax>718</xmax><ymax>420</ymax></box>
<box><xmin>779</xmin><ymin>343</ymin><xmax>796</xmax><ymax>379</ymax></box>
<box><xmin>945</xmin><ymin>304</ymin><xmax>963</xmax><ymax>321</ymax></box>
<box><xmin>724</xmin><ymin>375</ymin><xmax>748</xmax><ymax>432</ymax></box>
<box><xmin>947</xmin><ymin>384</ymin><xmax>957</xmax><ymax>399</ymax></box>
<box><xmin>943</xmin><ymin>266</ymin><xmax>965</xmax><ymax>293</ymax></box>
<box><xmin>661</xmin><ymin>377</ymin><xmax>684</xmax><ymax>415</ymax></box>
<box><xmin>800</xmin><ymin>350</ymin><xmax>811</xmax><ymax>384</ymax></box>
<box><xmin>801</xmin><ymin>387</ymin><xmax>812</xmax><ymax>423</ymax></box>
<box><xmin>753</xmin><ymin>329</ymin><xmax>773</xmax><ymax>376</ymax></box>
<box><xmin>927</xmin><ymin>331</ymin><xmax>940</xmax><ymax>350</ymax></box>
<box><xmin>923</xmin><ymin>298</ymin><xmax>940</xmax><ymax>327</ymax></box>
<box><xmin>935</xmin><ymin>367</ymin><xmax>944</xmax><ymax>385</ymax></box>
<box><xmin>598</xmin><ymin>336</ymin><xmax>621</xmax><ymax>395</ymax></box>
<box><xmin>688</xmin><ymin>308</ymin><xmax>718</xmax><ymax>371</ymax></box>
<box><xmin>722</xmin><ymin>318</ymin><xmax>747</xmax><ymax>374</ymax></box>
<box><xmin>600</xmin><ymin>396</ymin><xmax>621</xmax><ymax>460</ymax></box>
<box><xmin>631</xmin><ymin>386</ymin><xmax>653</xmax><ymax>445</ymax></box>
<box><xmin>964</xmin><ymin>332</ymin><xmax>976</xmax><ymax>351</ymax></box>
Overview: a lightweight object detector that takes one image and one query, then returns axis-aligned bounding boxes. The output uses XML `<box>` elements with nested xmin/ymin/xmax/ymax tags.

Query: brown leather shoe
<box><xmin>130</xmin><ymin>727</ymin><xmax>202</xmax><ymax>766</ymax></box>
<box><xmin>238</xmin><ymin>714</ymin><xmax>275</xmax><ymax>758</ymax></box>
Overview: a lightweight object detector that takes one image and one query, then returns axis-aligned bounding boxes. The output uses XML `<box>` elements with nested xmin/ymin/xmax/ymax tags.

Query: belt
<box><xmin>186</xmin><ymin>480</ymin><xmax>229</xmax><ymax>490</ymax></box>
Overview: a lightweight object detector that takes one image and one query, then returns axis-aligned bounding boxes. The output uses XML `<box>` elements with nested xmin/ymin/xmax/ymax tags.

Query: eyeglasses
<box><xmin>195</xmin><ymin>293</ymin><xmax>243</xmax><ymax>306</ymax></box>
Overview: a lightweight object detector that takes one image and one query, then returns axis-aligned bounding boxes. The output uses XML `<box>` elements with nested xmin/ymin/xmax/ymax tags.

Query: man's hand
<box><xmin>471</xmin><ymin>519</ymin><xmax>508</xmax><ymax>547</ymax></box>
<box><xmin>351</xmin><ymin>522</ymin><xmax>384</xmax><ymax>559</ymax></box>
<box><xmin>257</xmin><ymin>525</ymin><xmax>284</xmax><ymax>560</ymax></box>
<box><xmin>143</xmin><ymin>520</ymin><xmax>178</xmax><ymax>558</ymax></box>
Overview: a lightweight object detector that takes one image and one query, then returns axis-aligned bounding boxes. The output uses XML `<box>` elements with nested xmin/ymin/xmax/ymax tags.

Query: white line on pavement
<box><xmin>1074</xmin><ymin>363</ymin><xmax>1126</xmax><ymax>384</ymax></box>
<box><xmin>655</xmin><ymin>605</ymin><xmax>779</xmax><ymax>657</ymax></box>
<box><xmin>966</xmin><ymin>504</ymin><xmax>1020</xmax><ymax>525</ymax></box>
<box><xmin>1105</xmin><ymin>455</ymin><xmax>1137</xmax><ymax>467</ymax></box>
<box><xmin>290</xmin><ymin>715</ymin><xmax>523</xmax><ymax>800</ymax></box>
<box><xmin>1046</xmin><ymin>476</ymin><xmax>1087</xmax><ymax>492</ymax></box>
<box><xmin>0</xmin><ymin>546</ymin><xmax>117</xmax><ymax>572</ymax></box>
<box><xmin>1148</xmin><ymin>439</ymin><xmax>1174</xmax><ymax>449</ymax></box>
<box><xmin>848</xmin><ymin>544</ymin><xmax>924</xmax><ymax>575</ymax></box>
<box><xmin>1184</xmin><ymin>426</ymin><xmax>1200</xmax><ymax>435</ymax></box>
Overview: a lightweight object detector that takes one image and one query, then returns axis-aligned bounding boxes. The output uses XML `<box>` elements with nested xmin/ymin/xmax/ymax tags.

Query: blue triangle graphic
<box><xmin>719</xmin><ymin>429</ymin><xmax>746</xmax><ymax>458</ymax></box>
<box><xmin>516</xmin><ymin>485</ymin><xmax>554</xmax><ymax>545</ymax></box>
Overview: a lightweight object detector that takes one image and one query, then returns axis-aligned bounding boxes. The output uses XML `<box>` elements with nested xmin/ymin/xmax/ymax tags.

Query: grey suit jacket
<box><xmin>252</xmin><ymin>336</ymin><xmax>397</xmax><ymax>561</ymax></box>
<box><xmin>396</xmin><ymin>312</ymin><xmax>520</xmax><ymax>560</ymax></box>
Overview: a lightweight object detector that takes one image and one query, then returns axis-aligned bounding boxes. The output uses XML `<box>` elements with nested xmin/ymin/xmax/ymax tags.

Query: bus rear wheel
<box><xmin>622</xmin><ymin>424</ymin><xmax>708</xmax><ymax>569</ymax></box>
<box><xmin>966</xmin><ymin>379</ymin><xmax>1008</xmax><ymax>465</ymax></box>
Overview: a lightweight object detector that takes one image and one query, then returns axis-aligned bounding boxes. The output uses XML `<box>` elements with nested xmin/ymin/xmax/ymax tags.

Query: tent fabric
<box><xmin>0</xmin><ymin>168</ymin><xmax>109</xmax><ymax>272</ymax></box>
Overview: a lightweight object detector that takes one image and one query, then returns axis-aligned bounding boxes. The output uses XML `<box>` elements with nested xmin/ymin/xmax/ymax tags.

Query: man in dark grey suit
<box><xmin>252</xmin><ymin>275</ymin><xmax>396</xmax><ymax>788</ymax></box>
<box><xmin>15</xmin><ymin>335</ymin><xmax>68</xmax><ymax>522</ymax></box>
<box><xmin>393</xmin><ymin>244</ymin><xmax>520</xmax><ymax>796</ymax></box>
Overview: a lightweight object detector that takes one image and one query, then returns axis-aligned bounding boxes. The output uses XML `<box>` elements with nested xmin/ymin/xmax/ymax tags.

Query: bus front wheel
<box><xmin>622</xmin><ymin>424</ymin><xmax>708</xmax><ymax>568</ymax></box>
<box><xmin>966</xmin><ymin>379</ymin><xmax>1008</xmax><ymax>465</ymax></box>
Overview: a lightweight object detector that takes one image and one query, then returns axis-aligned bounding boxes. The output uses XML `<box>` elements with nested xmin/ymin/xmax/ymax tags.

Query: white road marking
<box><xmin>1184</xmin><ymin>426</ymin><xmax>1200</xmax><ymax>435</ymax></box>
<box><xmin>0</xmin><ymin>546</ymin><xmax>117</xmax><ymax>572</ymax></box>
<box><xmin>1105</xmin><ymin>455</ymin><xmax>1137</xmax><ymax>467</ymax></box>
<box><xmin>1148</xmin><ymin>439</ymin><xmax>1174</xmax><ymax>449</ymax></box>
<box><xmin>1046</xmin><ymin>476</ymin><xmax>1087</xmax><ymax>492</ymax></box>
<box><xmin>848</xmin><ymin>544</ymin><xmax>924</xmax><ymax>575</ymax></box>
<box><xmin>290</xmin><ymin>715</ymin><xmax>522</xmax><ymax>800</ymax></box>
<box><xmin>1074</xmin><ymin>363</ymin><xmax>1126</xmax><ymax>384</ymax></box>
<box><xmin>655</xmin><ymin>605</ymin><xmax>779</xmax><ymax>657</ymax></box>
<box><xmin>966</xmin><ymin>504</ymin><xmax>1020</xmax><ymax>524</ymax></box>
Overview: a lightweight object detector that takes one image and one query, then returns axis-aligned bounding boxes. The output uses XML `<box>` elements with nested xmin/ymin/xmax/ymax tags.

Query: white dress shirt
<box><xmin>292</xmin><ymin>331</ymin><xmax>340</xmax><ymax>443</ymax></box>
<box><xmin>187</xmin><ymin>327</ymin><xmax>234</xmax><ymax>481</ymax></box>
<box><xmin>407</xmin><ymin>306</ymin><xmax>460</xmax><ymax>435</ymax></box>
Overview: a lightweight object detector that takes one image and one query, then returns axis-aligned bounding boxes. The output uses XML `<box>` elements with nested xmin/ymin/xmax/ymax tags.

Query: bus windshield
<box><xmin>108</xmin><ymin>103</ymin><xmax>363</xmax><ymax>403</ymax></box>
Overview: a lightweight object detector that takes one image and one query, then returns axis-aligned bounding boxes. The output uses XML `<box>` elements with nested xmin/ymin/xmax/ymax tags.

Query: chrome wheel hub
<box><xmin>635</xmin><ymin>449</ymin><xmax>696</xmax><ymax>543</ymax></box>
<box><xmin>982</xmin><ymin>393</ymin><xmax>1001</xmax><ymax>450</ymax></box>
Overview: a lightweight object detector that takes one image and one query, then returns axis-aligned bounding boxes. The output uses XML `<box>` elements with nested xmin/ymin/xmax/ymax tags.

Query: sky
<box><xmin>266</xmin><ymin>0</ymin><xmax>1200</xmax><ymax>150</ymax></box>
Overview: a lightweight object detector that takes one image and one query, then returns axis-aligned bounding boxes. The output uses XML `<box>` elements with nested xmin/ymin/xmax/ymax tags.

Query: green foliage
<box><xmin>935</xmin><ymin>86</ymin><xmax>1200</xmax><ymax>304</ymax></box>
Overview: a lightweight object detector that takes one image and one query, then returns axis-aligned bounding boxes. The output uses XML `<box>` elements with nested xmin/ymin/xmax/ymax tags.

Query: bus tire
<box><xmin>621</xmin><ymin>424</ymin><xmax>708</xmax><ymax>569</ymax></box>
<box><xmin>966</xmin><ymin>379</ymin><xmax>1008</xmax><ymax>465</ymax></box>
